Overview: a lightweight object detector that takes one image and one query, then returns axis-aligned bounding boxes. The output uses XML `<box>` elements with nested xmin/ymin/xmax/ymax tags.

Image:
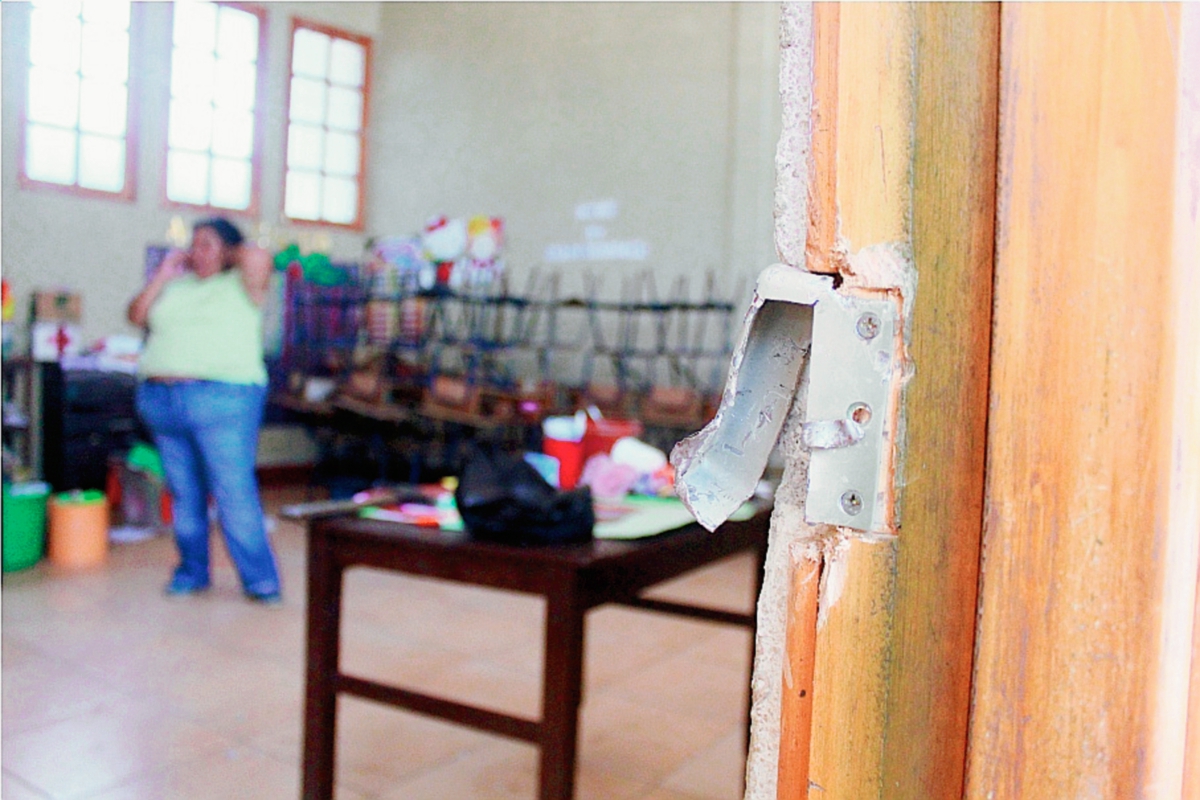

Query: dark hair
<box><xmin>193</xmin><ymin>217</ymin><xmax>245</xmax><ymax>249</ymax></box>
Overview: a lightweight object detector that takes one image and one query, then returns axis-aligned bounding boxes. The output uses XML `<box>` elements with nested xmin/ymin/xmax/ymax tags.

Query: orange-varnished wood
<box><xmin>968</xmin><ymin>4</ymin><xmax>1198</xmax><ymax>797</ymax></box>
<box><xmin>879</xmin><ymin>4</ymin><xmax>999</xmax><ymax>796</ymax></box>
<box><xmin>776</xmin><ymin>553</ymin><xmax>820</xmax><ymax>797</ymax></box>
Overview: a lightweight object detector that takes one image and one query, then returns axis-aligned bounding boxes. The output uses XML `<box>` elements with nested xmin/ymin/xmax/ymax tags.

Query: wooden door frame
<box><xmin>750</xmin><ymin>4</ymin><xmax>1000</xmax><ymax>797</ymax></box>
<box><xmin>968</xmin><ymin>5</ymin><xmax>1200</xmax><ymax>797</ymax></box>
<box><xmin>754</xmin><ymin>3</ymin><xmax>1200</xmax><ymax>798</ymax></box>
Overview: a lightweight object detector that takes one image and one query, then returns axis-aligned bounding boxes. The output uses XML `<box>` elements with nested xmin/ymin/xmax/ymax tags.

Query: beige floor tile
<box><xmin>642</xmin><ymin>552</ymin><xmax>759</xmax><ymax>611</ymax></box>
<box><xmin>2</xmin><ymin>582</ymin><xmax>144</xmax><ymax>664</ymax></box>
<box><xmin>638</xmin><ymin>788</ymin><xmax>716</xmax><ymax>800</ymax></box>
<box><xmin>61</xmin><ymin>627</ymin><xmax>213</xmax><ymax>691</ymax></box>
<box><xmin>660</xmin><ymin>726</ymin><xmax>748</xmax><ymax>800</ymax></box>
<box><xmin>140</xmin><ymin>650</ymin><xmax>306</xmax><ymax>743</ymax></box>
<box><xmin>480</xmin><ymin>636</ymin><xmax>547</xmax><ymax>676</ymax></box>
<box><xmin>2</xmin><ymin>695</ymin><xmax>237</xmax><ymax>799</ymax></box>
<box><xmin>584</xmin><ymin>607</ymin><xmax>725</xmax><ymax>691</ymax></box>
<box><xmin>0</xmin><ymin>634</ymin><xmax>42</xmax><ymax>667</ymax></box>
<box><xmin>573</xmin><ymin>764</ymin><xmax>660</xmax><ymax>800</ymax></box>
<box><xmin>1</xmin><ymin>769</ymin><xmax>52</xmax><ymax>800</ymax></box>
<box><xmin>341</xmin><ymin>575</ymin><xmax>545</xmax><ymax>660</ymax></box>
<box><xmin>340</xmin><ymin>623</ymin><xmax>472</xmax><ymax>686</ymax></box>
<box><xmin>377</xmin><ymin>738</ymin><xmax>655</xmax><ymax>800</ymax></box>
<box><xmin>375</xmin><ymin>739</ymin><xmax>537</xmax><ymax>800</ymax></box>
<box><xmin>577</xmin><ymin>694</ymin><xmax>729</xmax><ymax>785</ymax></box>
<box><xmin>330</xmin><ymin>697</ymin><xmax>491</xmax><ymax>797</ymax></box>
<box><xmin>431</xmin><ymin>602</ymin><xmax>544</xmax><ymax>658</ymax></box>
<box><xmin>399</xmin><ymin>655</ymin><xmax>543</xmax><ymax>720</ymax></box>
<box><xmin>208</xmin><ymin>614</ymin><xmax>308</xmax><ymax>674</ymax></box>
<box><xmin>677</xmin><ymin>626</ymin><xmax>755</xmax><ymax>671</ymax></box>
<box><xmin>604</xmin><ymin>648</ymin><xmax>751</xmax><ymax>724</ymax></box>
<box><xmin>3</xmin><ymin>550</ymin><xmax>278</xmax><ymax>667</ymax></box>
<box><xmin>1</xmin><ymin>639</ymin><xmax>132</xmax><ymax>738</ymax></box>
<box><xmin>341</xmin><ymin>624</ymin><xmax>546</xmax><ymax>722</ymax></box>
<box><xmin>83</xmin><ymin>745</ymin><xmax>370</xmax><ymax>800</ymax></box>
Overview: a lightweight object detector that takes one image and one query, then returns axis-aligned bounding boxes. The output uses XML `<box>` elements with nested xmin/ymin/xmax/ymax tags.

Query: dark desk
<box><xmin>302</xmin><ymin>509</ymin><xmax>769</xmax><ymax>800</ymax></box>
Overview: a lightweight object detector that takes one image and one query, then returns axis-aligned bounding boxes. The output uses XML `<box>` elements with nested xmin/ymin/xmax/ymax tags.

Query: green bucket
<box><xmin>3</xmin><ymin>481</ymin><xmax>51</xmax><ymax>572</ymax></box>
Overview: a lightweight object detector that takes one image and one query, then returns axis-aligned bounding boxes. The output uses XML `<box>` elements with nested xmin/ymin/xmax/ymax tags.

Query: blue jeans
<box><xmin>135</xmin><ymin>380</ymin><xmax>280</xmax><ymax>597</ymax></box>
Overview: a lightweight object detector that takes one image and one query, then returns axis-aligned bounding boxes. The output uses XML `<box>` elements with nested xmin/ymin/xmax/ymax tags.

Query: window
<box><xmin>165</xmin><ymin>1</ymin><xmax>266</xmax><ymax>213</ymax></box>
<box><xmin>283</xmin><ymin>20</ymin><xmax>370</xmax><ymax>228</ymax></box>
<box><xmin>20</xmin><ymin>0</ymin><xmax>135</xmax><ymax>198</ymax></box>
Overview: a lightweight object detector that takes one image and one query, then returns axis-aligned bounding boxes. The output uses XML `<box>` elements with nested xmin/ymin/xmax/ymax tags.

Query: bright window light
<box><xmin>26</xmin><ymin>125</ymin><xmax>78</xmax><ymax>185</ymax></box>
<box><xmin>165</xmin><ymin>1</ymin><xmax>263</xmax><ymax>212</ymax></box>
<box><xmin>283</xmin><ymin>20</ymin><xmax>370</xmax><ymax>227</ymax></box>
<box><xmin>21</xmin><ymin>0</ymin><xmax>133</xmax><ymax>196</ymax></box>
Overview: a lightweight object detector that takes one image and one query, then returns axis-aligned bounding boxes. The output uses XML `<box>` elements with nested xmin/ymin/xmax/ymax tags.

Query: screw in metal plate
<box><xmin>856</xmin><ymin>312</ymin><xmax>881</xmax><ymax>340</ymax></box>
<box><xmin>840</xmin><ymin>490</ymin><xmax>864</xmax><ymax>516</ymax></box>
<box><xmin>847</xmin><ymin>402</ymin><xmax>872</xmax><ymax>426</ymax></box>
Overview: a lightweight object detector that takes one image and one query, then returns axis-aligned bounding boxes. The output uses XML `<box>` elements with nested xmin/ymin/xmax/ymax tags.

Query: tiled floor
<box><xmin>2</xmin><ymin>485</ymin><xmax>760</xmax><ymax>799</ymax></box>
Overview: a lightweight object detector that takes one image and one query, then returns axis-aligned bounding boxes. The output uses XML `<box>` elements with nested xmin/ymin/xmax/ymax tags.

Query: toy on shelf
<box><xmin>421</xmin><ymin>215</ymin><xmax>468</xmax><ymax>291</ymax></box>
<box><xmin>463</xmin><ymin>215</ymin><xmax>505</xmax><ymax>288</ymax></box>
<box><xmin>365</xmin><ymin>236</ymin><xmax>428</xmax><ymax>346</ymax></box>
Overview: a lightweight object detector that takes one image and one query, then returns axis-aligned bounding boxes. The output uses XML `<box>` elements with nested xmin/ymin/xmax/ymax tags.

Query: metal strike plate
<box><xmin>672</xmin><ymin>265</ymin><xmax>901</xmax><ymax>534</ymax></box>
<box><xmin>754</xmin><ymin>264</ymin><xmax>900</xmax><ymax>532</ymax></box>
<box><xmin>803</xmin><ymin>290</ymin><xmax>898</xmax><ymax>531</ymax></box>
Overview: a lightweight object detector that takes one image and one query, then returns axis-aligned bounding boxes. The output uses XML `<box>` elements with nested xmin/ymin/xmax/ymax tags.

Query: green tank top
<box><xmin>138</xmin><ymin>270</ymin><xmax>267</xmax><ymax>385</ymax></box>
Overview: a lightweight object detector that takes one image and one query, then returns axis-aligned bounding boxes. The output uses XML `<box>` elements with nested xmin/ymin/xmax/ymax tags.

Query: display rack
<box><xmin>273</xmin><ymin>263</ymin><xmax>745</xmax><ymax>484</ymax></box>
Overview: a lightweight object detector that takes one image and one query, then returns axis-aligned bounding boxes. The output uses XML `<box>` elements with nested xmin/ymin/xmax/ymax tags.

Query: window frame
<box><xmin>15</xmin><ymin>0</ymin><xmax>142</xmax><ymax>202</ymax></box>
<box><xmin>281</xmin><ymin>16</ymin><xmax>372</xmax><ymax>232</ymax></box>
<box><xmin>160</xmin><ymin>0</ymin><xmax>269</xmax><ymax>218</ymax></box>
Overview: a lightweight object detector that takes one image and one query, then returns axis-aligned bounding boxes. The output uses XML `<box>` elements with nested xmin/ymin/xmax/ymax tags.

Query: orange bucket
<box><xmin>48</xmin><ymin>490</ymin><xmax>109</xmax><ymax>569</ymax></box>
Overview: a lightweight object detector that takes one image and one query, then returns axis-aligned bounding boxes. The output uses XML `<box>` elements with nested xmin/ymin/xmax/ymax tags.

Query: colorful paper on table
<box><xmin>355</xmin><ymin>495</ymin><xmax>755</xmax><ymax>539</ymax></box>
<box><xmin>358</xmin><ymin>503</ymin><xmax>464</xmax><ymax>531</ymax></box>
<box><xmin>593</xmin><ymin>496</ymin><xmax>760</xmax><ymax>540</ymax></box>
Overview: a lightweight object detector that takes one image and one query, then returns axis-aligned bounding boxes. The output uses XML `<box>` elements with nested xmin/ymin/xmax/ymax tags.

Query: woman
<box><xmin>128</xmin><ymin>217</ymin><xmax>281</xmax><ymax>603</ymax></box>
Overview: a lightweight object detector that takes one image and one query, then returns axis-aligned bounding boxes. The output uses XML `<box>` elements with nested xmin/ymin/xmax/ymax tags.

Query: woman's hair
<box><xmin>193</xmin><ymin>217</ymin><xmax>245</xmax><ymax>270</ymax></box>
<box><xmin>194</xmin><ymin>217</ymin><xmax>245</xmax><ymax>247</ymax></box>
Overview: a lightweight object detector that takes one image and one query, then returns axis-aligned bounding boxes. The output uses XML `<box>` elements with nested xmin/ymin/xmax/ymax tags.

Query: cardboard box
<box><xmin>31</xmin><ymin>321</ymin><xmax>82</xmax><ymax>362</ymax></box>
<box><xmin>32</xmin><ymin>290</ymin><xmax>82</xmax><ymax>323</ymax></box>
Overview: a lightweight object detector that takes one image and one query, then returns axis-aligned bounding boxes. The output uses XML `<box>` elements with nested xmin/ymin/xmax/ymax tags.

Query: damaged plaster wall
<box><xmin>773</xmin><ymin>4</ymin><xmax>813</xmax><ymax>272</ymax></box>
<box><xmin>741</xmin><ymin>4</ymin><xmax>814</xmax><ymax>797</ymax></box>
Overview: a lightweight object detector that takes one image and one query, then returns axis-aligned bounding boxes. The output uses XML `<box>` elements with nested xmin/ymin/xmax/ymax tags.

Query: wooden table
<box><xmin>301</xmin><ymin>509</ymin><xmax>769</xmax><ymax>800</ymax></box>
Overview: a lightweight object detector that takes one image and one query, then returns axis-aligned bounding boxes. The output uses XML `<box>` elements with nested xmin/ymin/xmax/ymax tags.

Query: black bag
<box><xmin>454</xmin><ymin>449</ymin><xmax>595</xmax><ymax>545</ymax></box>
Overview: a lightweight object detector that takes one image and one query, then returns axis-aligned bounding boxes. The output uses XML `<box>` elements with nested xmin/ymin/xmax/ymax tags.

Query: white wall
<box><xmin>2</xmin><ymin>1</ymin><xmax>779</xmax><ymax>344</ymax></box>
<box><xmin>368</xmin><ymin>2</ymin><xmax>782</xmax><ymax>302</ymax></box>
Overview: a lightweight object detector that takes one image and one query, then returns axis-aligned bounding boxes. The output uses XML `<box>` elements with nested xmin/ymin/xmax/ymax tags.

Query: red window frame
<box><xmin>161</xmin><ymin>1</ymin><xmax>269</xmax><ymax>218</ymax></box>
<box><xmin>282</xmin><ymin>17</ymin><xmax>372</xmax><ymax>232</ymax></box>
<box><xmin>15</xmin><ymin>1</ymin><xmax>141</xmax><ymax>203</ymax></box>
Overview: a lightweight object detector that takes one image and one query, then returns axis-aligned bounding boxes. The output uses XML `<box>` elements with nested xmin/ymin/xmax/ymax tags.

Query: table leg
<box><xmin>540</xmin><ymin>576</ymin><xmax>585</xmax><ymax>800</ymax></box>
<box><xmin>303</xmin><ymin>530</ymin><xmax>344</xmax><ymax>800</ymax></box>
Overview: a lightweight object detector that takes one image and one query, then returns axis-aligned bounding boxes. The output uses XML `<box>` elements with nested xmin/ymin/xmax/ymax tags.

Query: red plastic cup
<box><xmin>543</xmin><ymin>437</ymin><xmax>585</xmax><ymax>489</ymax></box>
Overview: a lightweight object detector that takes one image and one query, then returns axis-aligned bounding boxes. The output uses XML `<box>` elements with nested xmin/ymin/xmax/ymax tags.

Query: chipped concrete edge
<box><xmin>744</xmin><ymin>3</ymin><xmax>819</xmax><ymax>796</ymax></box>
<box><xmin>774</xmin><ymin>1</ymin><xmax>814</xmax><ymax>269</ymax></box>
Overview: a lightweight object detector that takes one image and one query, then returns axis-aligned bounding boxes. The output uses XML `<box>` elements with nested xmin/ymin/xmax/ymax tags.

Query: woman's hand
<box><xmin>127</xmin><ymin>249</ymin><xmax>188</xmax><ymax>327</ymax></box>
<box><xmin>235</xmin><ymin>244</ymin><xmax>273</xmax><ymax>306</ymax></box>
